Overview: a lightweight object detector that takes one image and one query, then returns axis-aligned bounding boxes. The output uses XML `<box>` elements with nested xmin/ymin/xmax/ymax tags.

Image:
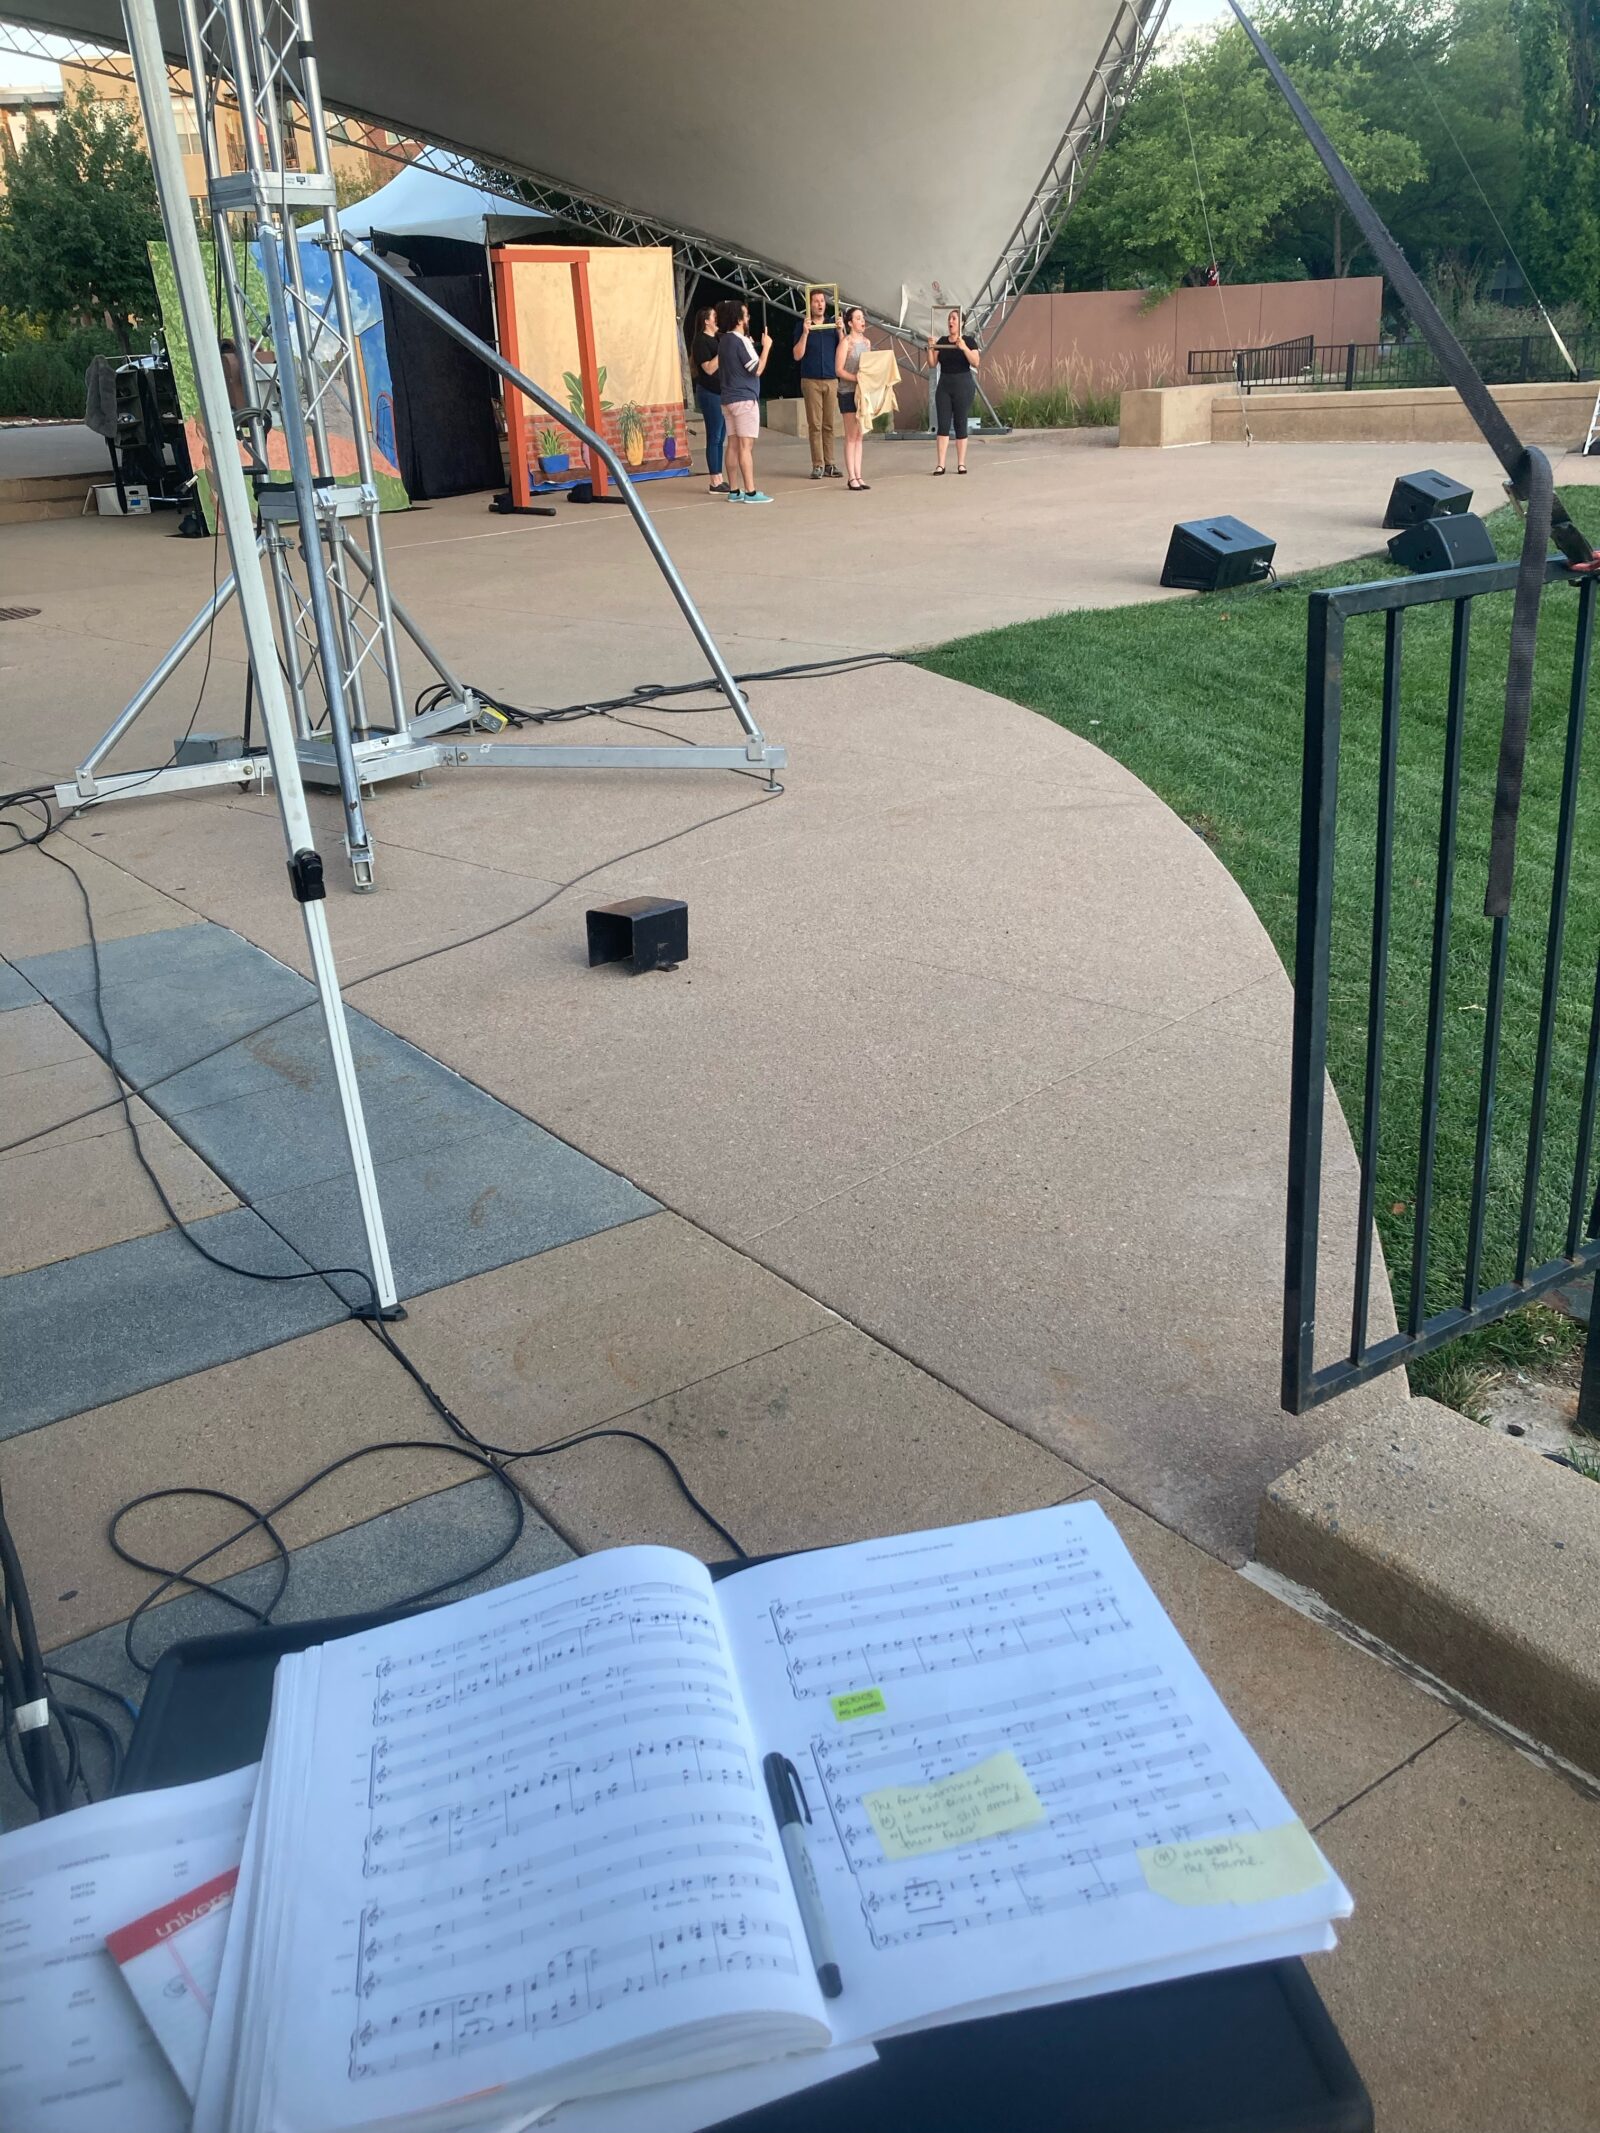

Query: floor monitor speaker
<box><xmin>1383</xmin><ymin>469</ymin><xmax>1472</xmax><ymax>528</ymax></box>
<box><xmin>1386</xmin><ymin>512</ymin><xmax>1497</xmax><ymax>574</ymax></box>
<box><xmin>1160</xmin><ymin>516</ymin><xmax>1276</xmax><ymax>592</ymax></box>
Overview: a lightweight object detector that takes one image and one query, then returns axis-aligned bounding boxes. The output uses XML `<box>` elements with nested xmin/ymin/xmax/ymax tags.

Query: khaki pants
<box><xmin>801</xmin><ymin>376</ymin><xmax>837</xmax><ymax>469</ymax></box>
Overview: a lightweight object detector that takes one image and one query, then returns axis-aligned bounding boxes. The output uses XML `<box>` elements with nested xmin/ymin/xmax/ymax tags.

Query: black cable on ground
<box><xmin>0</xmin><ymin>779</ymin><xmax>784</xmax><ymax>1160</ymax></box>
<box><xmin>0</xmin><ymin>637</ymin><xmax>873</xmax><ymax>1795</ymax></box>
<box><xmin>2</xmin><ymin>810</ymin><xmax>755</xmax><ymax>1809</ymax></box>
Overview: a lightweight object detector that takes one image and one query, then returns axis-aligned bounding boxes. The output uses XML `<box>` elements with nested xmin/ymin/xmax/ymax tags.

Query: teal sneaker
<box><xmin>742</xmin><ymin>490</ymin><xmax>773</xmax><ymax>504</ymax></box>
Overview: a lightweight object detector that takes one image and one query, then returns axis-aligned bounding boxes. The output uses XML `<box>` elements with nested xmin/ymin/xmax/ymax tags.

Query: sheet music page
<box><xmin>256</xmin><ymin>1546</ymin><xmax>828</xmax><ymax>2131</ymax></box>
<box><xmin>717</xmin><ymin>1502</ymin><xmax>1350</xmax><ymax>2046</ymax></box>
<box><xmin>0</xmin><ymin>1764</ymin><xmax>256</xmax><ymax>2133</ymax></box>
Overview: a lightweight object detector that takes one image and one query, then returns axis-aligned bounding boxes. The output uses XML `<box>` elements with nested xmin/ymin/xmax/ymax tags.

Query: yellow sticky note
<box><xmin>863</xmin><ymin>1751</ymin><xmax>1045</xmax><ymax>1860</ymax></box>
<box><xmin>830</xmin><ymin>1688</ymin><xmax>887</xmax><ymax>1722</ymax></box>
<box><xmin>1139</xmin><ymin>1821</ymin><xmax>1329</xmax><ymax>1907</ymax></box>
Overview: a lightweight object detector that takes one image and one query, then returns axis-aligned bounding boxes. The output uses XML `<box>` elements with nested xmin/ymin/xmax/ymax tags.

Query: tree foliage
<box><xmin>1043</xmin><ymin>0</ymin><xmax>1599</xmax><ymax>321</ymax></box>
<box><xmin>0</xmin><ymin>83</ymin><xmax>163</xmax><ymax>342</ymax></box>
<box><xmin>1512</xmin><ymin>0</ymin><xmax>1600</xmax><ymax>306</ymax></box>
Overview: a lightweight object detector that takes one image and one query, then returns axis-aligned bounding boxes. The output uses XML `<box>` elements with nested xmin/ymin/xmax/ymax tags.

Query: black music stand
<box><xmin>118</xmin><ymin>1604</ymin><xmax>1371</xmax><ymax>2133</ymax></box>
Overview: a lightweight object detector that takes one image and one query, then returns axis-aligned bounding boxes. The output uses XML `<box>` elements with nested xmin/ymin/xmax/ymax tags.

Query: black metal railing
<box><xmin>1283</xmin><ymin>555</ymin><xmax>1599</xmax><ymax>1413</ymax></box>
<box><xmin>1189</xmin><ymin>334</ymin><xmax>1598</xmax><ymax>393</ymax></box>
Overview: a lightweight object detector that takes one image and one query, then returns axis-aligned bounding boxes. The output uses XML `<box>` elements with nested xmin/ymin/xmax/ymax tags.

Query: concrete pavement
<box><xmin>3</xmin><ymin>426</ymin><xmax>1598</xmax><ymax>2126</ymax></box>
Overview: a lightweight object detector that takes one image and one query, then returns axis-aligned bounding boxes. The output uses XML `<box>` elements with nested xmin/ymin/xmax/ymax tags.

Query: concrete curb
<box><xmin>1255</xmin><ymin>1397</ymin><xmax>1600</xmax><ymax>1779</ymax></box>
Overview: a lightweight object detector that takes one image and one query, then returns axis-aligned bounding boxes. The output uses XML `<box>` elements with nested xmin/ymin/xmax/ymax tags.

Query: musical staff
<box><xmin>768</xmin><ymin>1547</ymin><xmax>1131</xmax><ymax>1698</ymax></box>
<box><xmin>349</xmin><ymin>1914</ymin><xmax>798</xmax><ymax>2081</ymax></box>
<box><xmin>361</xmin><ymin>1736</ymin><xmax>757</xmax><ymax>1876</ymax></box>
<box><xmin>317</xmin><ymin>1556</ymin><xmax>807</xmax><ymax>2095</ymax></box>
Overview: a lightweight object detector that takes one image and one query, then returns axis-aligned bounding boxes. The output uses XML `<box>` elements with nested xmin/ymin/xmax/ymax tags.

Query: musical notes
<box><xmin>769</xmin><ymin>1547</ymin><xmax>1131</xmax><ymax>1698</ymax></box>
<box><xmin>714</xmin><ymin>1500</ymin><xmax>1349</xmax><ymax>2052</ymax></box>
<box><xmin>349</xmin><ymin>1916</ymin><xmax>799</xmax><ymax>2079</ymax></box>
<box><xmin>235</xmin><ymin>1548</ymin><xmax>817</xmax><ymax>2126</ymax></box>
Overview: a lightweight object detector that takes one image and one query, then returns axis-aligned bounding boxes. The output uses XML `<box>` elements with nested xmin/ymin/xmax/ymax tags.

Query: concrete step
<box><xmin>1256</xmin><ymin>1397</ymin><xmax>1600</xmax><ymax>1779</ymax></box>
<box><xmin>0</xmin><ymin>469</ymin><xmax>105</xmax><ymax>505</ymax></box>
<box><xmin>0</xmin><ymin>496</ymin><xmax>95</xmax><ymax>525</ymax></box>
<box><xmin>0</xmin><ymin>468</ymin><xmax>109</xmax><ymax>523</ymax></box>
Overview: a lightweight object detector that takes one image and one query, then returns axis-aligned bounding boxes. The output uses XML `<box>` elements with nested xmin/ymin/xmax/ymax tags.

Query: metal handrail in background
<box><xmin>1189</xmin><ymin>335</ymin><xmax>1599</xmax><ymax>394</ymax></box>
<box><xmin>1283</xmin><ymin>555</ymin><xmax>1599</xmax><ymax>1415</ymax></box>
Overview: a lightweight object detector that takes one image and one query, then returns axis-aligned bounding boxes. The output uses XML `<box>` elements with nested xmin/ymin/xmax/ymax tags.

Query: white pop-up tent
<box><xmin>3</xmin><ymin>0</ymin><xmax>1165</xmax><ymax>328</ymax></box>
<box><xmin>337</xmin><ymin>157</ymin><xmax>548</xmax><ymax>250</ymax></box>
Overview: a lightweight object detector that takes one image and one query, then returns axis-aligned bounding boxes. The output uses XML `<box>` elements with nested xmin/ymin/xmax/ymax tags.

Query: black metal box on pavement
<box><xmin>586</xmin><ymin>897</ymin><xmax>689</xmax><ymax>971</ymax></box>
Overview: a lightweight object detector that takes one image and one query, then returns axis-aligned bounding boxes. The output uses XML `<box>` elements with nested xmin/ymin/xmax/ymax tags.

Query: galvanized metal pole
<box><xmin>121</xmin><ymin>0</ymin><xmax>397</xmax><ymax>1312</ymax></box>
<box><xmin>345</xmin><ymin>237</ymin><xmax>768</xmax><ymax>750</ymax></box>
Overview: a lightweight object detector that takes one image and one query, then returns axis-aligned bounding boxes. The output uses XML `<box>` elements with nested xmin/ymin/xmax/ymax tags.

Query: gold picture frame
<box><xmin>801</xmin><ymin>283</ymin><xmax>840</xmax><ymax>329</ymax></box>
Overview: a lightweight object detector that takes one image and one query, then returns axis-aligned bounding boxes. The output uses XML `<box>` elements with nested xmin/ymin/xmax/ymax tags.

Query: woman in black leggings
<box><xmin>927</xmin><ymin>308</ymin><xmax>980</xmax><ymax>474</ymax></box>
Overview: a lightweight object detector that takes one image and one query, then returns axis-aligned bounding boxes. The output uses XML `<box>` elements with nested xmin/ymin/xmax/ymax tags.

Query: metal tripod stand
<box><xmin>65</xmin><ymin>0</ymin><xmax>784</xmax><ymax>891</ymax></box>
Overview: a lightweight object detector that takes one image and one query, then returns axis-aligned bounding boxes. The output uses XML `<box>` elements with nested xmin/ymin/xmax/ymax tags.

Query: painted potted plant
<box><xmin>662</xmin><ymin>412</ymin><xmax>678</xmax><ymax>463</ymax></box>
<box><xmin>537</xmin><ymin>426</ymin><xmax>569</xmax><ymax>479</ymax></box>
<box><xmin>563</xmin><ymin>366</ymin><xmax>611</xmax><ymax>424</ymax></box>
<box><xmin>618</xmin><ymin>403</ymin><xmax>646</xmax><ymax>467</ymax></box>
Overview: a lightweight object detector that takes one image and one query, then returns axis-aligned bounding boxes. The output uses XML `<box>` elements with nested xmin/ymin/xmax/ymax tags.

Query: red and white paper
<box><xmin>105</xmin><ymin>1867</ymin><xmax>238</xmax><ymax>2101</ymax></box>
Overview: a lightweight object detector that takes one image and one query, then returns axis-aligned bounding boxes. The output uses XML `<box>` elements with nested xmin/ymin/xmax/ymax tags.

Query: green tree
<box><xmin>0</xmin><ymin>83</ymin><xmax>163</xmax><ymax>346</ymax></box>
<box><xmin>1511</xmin><ymin>0</ymin><xmax>1600</xmax><ymax>307</ymax></box>
<box><xmin>1044</xmin><ymin>8</ymin><xmax>1425</xmax><ymax>293</ymax></box>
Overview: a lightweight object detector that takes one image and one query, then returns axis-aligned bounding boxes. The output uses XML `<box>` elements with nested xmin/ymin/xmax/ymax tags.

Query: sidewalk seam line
<box><xmin>1309</xmin><ymin>1718</ymin><xmax>1463</xmax><ymax>1836</ymax></box>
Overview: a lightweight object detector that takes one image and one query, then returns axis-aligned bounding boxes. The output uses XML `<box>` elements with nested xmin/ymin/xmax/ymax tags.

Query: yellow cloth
<box><xmin>855</xmin><ymin>348</ymin><xmax>900</xmax><ymax>426</ymax></box>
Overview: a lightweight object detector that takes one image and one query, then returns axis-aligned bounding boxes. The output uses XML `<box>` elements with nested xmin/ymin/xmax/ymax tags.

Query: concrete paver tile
<box><xmin>0</xmin><ymin>962</ymin><xmax>41</xmax><ymax>1013</ymax></box>
<box><xmin>0</xmin><ymin>1206</ymin><xmax>355</xmax><ymax>1437</ymax></box>
<box><xmin>0</xmin><ymin>1107</ymin><xmax>236</xmax><ymax>1274</ymax></box>
<box><xmin>520</xmin><ymin>1322</ymin><xmax>1088</xmax><ymax>1561</ymax></box>
<box><xmin>0</xmin><ymin>1001</ymin><xmax>91</xmax><ymax>1078</ymax></box>
<box><xmin>1090</xmin><ymin>1490</ymin><xmax>1447</xmax><ymax>1827</ymax></box>
<box><xmin>3</xmin><ymin>1051</ymin><xmax>129</xmax><ymax>1151</ymax></box>
<box><xmin>394</xmin><ymin>1211</ymin><xmax>837</xmax><ymax>1448</ymax></box>
<box><xmin>6</xmin><ymin>1215</ymin><xmax>835</xmax><ymax>1646</ymax></box>
<box><xmin>4</xmin><ymin>1321</ymin><xmax>454</xmax><ymax>1647</ymax></box>
<box><xmin>0</xmin><ymin>834</ymin><xmax>200</xmax><ymax>959</ymax></box>
<box><xmin>756</xmin><ymin>976</ymin><xmax>1398</xmax><ymax>1563</ymax></box>
<box><xmin>1314</xmin><ymin>1720</ymin><xmax>1600</xmax><ymax>2133</ymax></box>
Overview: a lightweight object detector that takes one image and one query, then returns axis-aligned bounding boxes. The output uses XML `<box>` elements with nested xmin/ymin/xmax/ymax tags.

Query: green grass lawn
<box><xmin>917</xmin><ymin>487</ymin><xmax>1600</xmax><ymax>1403</ymax></box>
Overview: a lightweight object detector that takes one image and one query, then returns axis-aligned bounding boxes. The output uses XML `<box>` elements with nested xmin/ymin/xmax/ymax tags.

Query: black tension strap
<box><xmin>1227</xmin><ymin>0</ymin><xmax>1597</xmax><ymax>917</ymax></box>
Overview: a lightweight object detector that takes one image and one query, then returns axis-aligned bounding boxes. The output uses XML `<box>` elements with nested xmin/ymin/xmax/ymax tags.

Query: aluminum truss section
<box><xmin>964</xmin><ymin>0</ymin><xmax>1170</xmax><ymax>339</ymax></box>
<box><xmin>117</xmin><ymin>0</ymin><xmax>398</xmax><ymax>1309</ymax></box>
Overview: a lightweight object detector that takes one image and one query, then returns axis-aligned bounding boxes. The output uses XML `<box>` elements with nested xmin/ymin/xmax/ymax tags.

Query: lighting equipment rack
<box><xmin>56</xmin><ymin>0</ymin><xmax>785</xmax><ymax>891</ymax></box>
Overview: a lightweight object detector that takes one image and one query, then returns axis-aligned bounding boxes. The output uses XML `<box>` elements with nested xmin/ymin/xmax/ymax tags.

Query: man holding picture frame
<box><xmin>794</xmin><ymin>284</ymin><xmax>841</xmax><ymax>480</ymax></box>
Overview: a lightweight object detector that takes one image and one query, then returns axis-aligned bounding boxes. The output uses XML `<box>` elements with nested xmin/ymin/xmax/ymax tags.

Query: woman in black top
<box><xmin>690</xmin><ymin>303</ymin><xmax>728</xmax><ymax>492</ymax></box>
<box><xmin>926</xmin><ymin>308</ymin><xmax>980</xmax><ymax>474</ymax></box>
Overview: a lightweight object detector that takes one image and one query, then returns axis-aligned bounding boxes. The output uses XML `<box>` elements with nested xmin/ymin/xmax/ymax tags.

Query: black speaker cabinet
<box><xmin>1383</xmin><ymin>469</ymin><xmax>1473</xmax><ymax>528</ymax></box>
<box><xmin>1160</xmin><ymin>516</ymin><xmax>1276</xmax><ymax>592</ymax></box>
<box><xmin>1386</xmin><ymin>512</ymin><xmax>1497</xmax><ymax>574</ymax></box>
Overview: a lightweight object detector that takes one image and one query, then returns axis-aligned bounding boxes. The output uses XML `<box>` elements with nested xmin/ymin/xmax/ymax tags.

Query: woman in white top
<box><xmin>834</xmin><ymin>304</ymin><xmax>873</xmax><ymax>492</ymax></box>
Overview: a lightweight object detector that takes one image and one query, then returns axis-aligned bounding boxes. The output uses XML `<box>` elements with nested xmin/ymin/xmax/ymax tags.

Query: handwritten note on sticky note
<box><xmin>830</xmin><ymin>1688</ymin><xmax>886</xmax><ymax>1722</ymax></box>
<box><xmin>1139</xmin><ymin>1821</ymin><xmax>1329</xmax><ymax>1908</ymax></box>
<box><xmin>864</xmin><ymin>1751</ymin><xmax>1046</xmax><ymax>1860</ymax></box>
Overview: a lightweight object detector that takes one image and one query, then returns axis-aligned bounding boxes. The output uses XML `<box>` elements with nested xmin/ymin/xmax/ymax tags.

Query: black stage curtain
<box><xmin>377</xmin><ymin>262</ymin><xmax>504</xmax><ymax>500</ymax></box>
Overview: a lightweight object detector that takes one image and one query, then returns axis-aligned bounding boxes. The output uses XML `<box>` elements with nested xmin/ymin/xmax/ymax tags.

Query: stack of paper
<box><xmin>3</xmin><ymin>1502</ymin><xmax>1353</xmax><ymax>2133</ymax></box>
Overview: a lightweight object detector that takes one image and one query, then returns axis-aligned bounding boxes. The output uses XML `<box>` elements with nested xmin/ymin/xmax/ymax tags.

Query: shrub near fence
<box><xmin>0</xmin><ymin>328</ymin><xmax>121</xmax><ymax>420</ymax></box>
<box><xmin>987</xmin><ymin>347</ymin><xmax>1169</xmax><ymax>430</ymax></box>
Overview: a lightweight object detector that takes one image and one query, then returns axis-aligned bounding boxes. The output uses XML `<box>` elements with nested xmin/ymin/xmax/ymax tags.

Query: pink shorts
<box><xmin>723</xmin><ymin>398</ymin><xmax>759</xmax><ymax>440</ymax></box>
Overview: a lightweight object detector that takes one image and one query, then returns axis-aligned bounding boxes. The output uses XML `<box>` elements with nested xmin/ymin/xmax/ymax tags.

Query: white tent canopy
<box><xmin>337</xmin><ymin>157</ymin><xmax>547</xmax><ymax>249</ymax></box>
<box><xmin>8</xmin><ymin>0</ymin><xmax>1161</xmax><ymax>325</ymax></box>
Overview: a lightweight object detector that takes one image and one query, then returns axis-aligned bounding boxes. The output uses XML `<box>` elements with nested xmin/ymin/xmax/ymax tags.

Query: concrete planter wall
<box><xmin>1121</xmin><ymin>377</ymin><xmax>1596</xmax><ymax>450</ymax></box>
